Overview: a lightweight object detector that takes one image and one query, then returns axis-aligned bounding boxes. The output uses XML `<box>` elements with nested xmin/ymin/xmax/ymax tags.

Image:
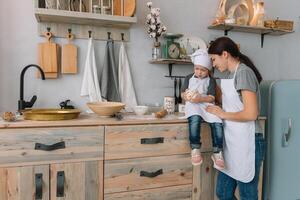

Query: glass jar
<box><xmin>152</xmin><ymin>41</ymin><xmax>161</xmax><ymax>60</ymax></box>
<box><xmin>93</xmin><ymin>5</ymin><xmax>101</xmax><ymax>13</ymax></box>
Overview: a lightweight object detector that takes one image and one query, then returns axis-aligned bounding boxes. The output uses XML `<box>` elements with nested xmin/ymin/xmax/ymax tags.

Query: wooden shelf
<box><xmin>150</xmin><ymin>59</ymin><xmax>193</xmax><ymax>78</ymax></box>
<box><xmin>35</xmin><ymin>8</ymin><xmax>137</xmax><ymax>28</ymax></box>
<box><xmin>208</xmin><ymin>23</ymin><xmax>294</xmax><ymax>47</ymax></box>
<box><xmin>150</xmin><ymin>59</ymin><xmax>192</xmax><ymax>65</ymax></box>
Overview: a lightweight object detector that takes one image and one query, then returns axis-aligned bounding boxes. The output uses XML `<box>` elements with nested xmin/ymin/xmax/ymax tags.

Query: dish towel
<box><xmin>118</xmin><ymin>42</ymin><xmax>138</xmax><ymax>111</ymax></box>
<box><xmin>100</xmin><ymin>39</ymin><xmax>121</xmax><ymax>102</ymax></box>
<box><xmin>80</xmin><ymin>38</ymin><xmax>102</xmax><ymax>102</ymax></box>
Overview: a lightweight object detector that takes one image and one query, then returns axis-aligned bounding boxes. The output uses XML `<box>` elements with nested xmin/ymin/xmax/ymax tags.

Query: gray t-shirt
<box><xmin>214</xmin><ymin>63</ymin><xmax>263</xmax><ymax>133</ymax></box>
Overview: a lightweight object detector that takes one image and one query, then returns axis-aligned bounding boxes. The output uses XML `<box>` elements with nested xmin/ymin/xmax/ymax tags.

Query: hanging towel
<box><xmin>118</xmin><ymin>42</ymin><xmax>138</xmax><ymax>111</ymax></box>
<box><xmin>80</xmin><ymin>38</ymin><xmax>102</xmax><ymax>102</ymax></box>
<box><xmin>100</xmin><ymin>39</ymin><xmax>121</xmax><ymax>102</ymax></box>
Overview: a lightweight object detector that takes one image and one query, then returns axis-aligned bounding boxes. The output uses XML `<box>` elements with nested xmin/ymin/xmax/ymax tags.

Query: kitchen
<box><xmin>0</xmin><ymin>0</ymin><xmax>300</xmax><ymax>200</ymax></box>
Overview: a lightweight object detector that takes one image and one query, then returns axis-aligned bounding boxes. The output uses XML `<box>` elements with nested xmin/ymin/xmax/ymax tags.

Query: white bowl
<box><xmin>133</xmin><ymin>106</ymin><xmax>148</xmax><ymax>115</ymax></box>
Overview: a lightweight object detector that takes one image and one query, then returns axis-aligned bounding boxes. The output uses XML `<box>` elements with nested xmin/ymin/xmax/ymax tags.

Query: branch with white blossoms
<box><xmin>145</xmin><ymin>2</ymin><xmax>167</xmax><ymax>42</ymax></box>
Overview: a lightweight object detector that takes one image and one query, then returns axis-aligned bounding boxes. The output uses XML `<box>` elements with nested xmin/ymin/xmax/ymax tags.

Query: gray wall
<box><xmin>1</xmin><ymin>0</ymin><xmax>300</xmax><ymax>112</ymax></box>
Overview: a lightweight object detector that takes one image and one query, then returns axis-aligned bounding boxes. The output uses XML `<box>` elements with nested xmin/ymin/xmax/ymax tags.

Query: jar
<box><xmin>164</xmin><ymin>96</ymin><xmax>175</xmax><ymax>114</ymax></box>
<box><xmin>152</xmin><ymin>41</ymin><xmax>161</xmax><ymax>60</ymax></box>
<box><xmin>93</xmin><ymin>5</ymin><xmax>101</xmax><ymax>14</ymax></box>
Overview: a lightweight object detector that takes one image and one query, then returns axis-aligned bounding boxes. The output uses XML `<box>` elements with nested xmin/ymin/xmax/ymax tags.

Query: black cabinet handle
<box><xmin>140</xmin><ymin>169</ymin><xmax>163</xmax><ymax>178</ymax></box>
<box><xmin>140</xmin><ymin>137</ymin><xmax>164</xmax><ymax>144</ymax></box>
<box><xmin>35</xmin><ymin>173</ymin><xmax>43</xmax><ymax>200</ymax></box>
<box><xmin>56</xmin><ymin>171</ymin><xmax>65</xmax><ymax>197</ymax></box>
<box><xmin>35</xmin><ymin>141</ymin><xmax>65</xmax><ymax>151</ymax></box>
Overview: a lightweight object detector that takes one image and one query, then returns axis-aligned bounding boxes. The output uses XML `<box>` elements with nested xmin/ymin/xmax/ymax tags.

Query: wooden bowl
<box><xmin>87</xmin><ymin>102</ymin><xmax>125</xmax><ymax>117</ymax></box>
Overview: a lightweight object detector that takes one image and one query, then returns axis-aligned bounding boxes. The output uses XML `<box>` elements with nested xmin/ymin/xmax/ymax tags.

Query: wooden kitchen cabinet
<box><xmin>0</xmin><ymin>161</ymin><xmax>103</xmax><ymax>200</ymax></box>
<box><xmin>50</xmin><ymin>161</ymin><xmax>103</xmax><ymax>200</ymax></box>
<box><xmin>0</xmin><ymin>115</ymin><xmax>266</xmax><ymax>200</ymax></box>
<box><xmin>0</xmin><ymin>165</ymin><xmax>49</xmax><ymax>200</ymax></box>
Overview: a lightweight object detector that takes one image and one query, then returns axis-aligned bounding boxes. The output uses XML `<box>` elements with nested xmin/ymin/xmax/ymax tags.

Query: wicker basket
<box><xmin>264</xmin><ymin>19</ymin><xmax>294</xmax><ymax>31</ymax></box>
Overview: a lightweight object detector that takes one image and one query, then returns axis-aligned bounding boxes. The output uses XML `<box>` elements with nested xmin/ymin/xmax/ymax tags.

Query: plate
<box><xmin>175</xmin><ymin>36</ymin><xmax>207</xmax><ymax>55</ymax></box>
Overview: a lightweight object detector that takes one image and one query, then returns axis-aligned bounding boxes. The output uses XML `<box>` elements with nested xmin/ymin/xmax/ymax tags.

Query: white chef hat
<box><xmin>190</xmin><ymin>49</ymin><xmax>212</xmax><ymax>70</ymax></box>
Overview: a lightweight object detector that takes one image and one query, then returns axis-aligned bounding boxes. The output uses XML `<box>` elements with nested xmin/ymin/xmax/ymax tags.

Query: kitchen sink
<box><xmin>23</xmin><ymin>109</ymin><xmax>81</xmax><ymax>121</ymax></box>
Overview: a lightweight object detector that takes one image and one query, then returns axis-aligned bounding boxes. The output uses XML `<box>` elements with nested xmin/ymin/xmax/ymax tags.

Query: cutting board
<box><xmin>113</xmin><ymin>0</ymin><xmax>136</xmax><ymax>16</ymax></box>
<box><xmin>38</xmin><ymin>31</ymin><xmax>58</xmax><ymax>78</ymax></box>
<box><xmin>62</xmin><ymin>33</ymin><xmax>77</xmax><ymax>74</ymax></box>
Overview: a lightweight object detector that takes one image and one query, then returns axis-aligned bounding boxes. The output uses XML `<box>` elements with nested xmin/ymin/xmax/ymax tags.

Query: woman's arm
<box><xmin>206</xmin><ymin>90</ymin><xmax>258</xmax><ymax>122</ymax></box>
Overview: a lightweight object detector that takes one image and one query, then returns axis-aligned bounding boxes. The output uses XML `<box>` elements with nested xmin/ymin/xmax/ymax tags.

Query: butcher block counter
<box><xmin>0</xmin><ymin>114</ymin><xmax>266</xmax><ymax>200</ymax></box>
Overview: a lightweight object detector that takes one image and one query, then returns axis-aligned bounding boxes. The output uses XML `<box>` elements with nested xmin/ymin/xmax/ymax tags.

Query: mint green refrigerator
<box><xmin>260</xmin><ymin>80</ymin><xmax>300</xmax><ymax>200</ymax></box>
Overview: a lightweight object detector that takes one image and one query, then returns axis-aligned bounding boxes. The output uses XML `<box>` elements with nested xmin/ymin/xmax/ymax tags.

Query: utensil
<box><xmin>62</xmin><ymin>30</ymin><xmax>77</xmax><ymax>74</ymax></box>
<box><xmin>174</xmin><ymin>78</ymin><xmax>178</xmax><ymax>105</ymax></box>
<box><xmin>178</xmin><ymin>78</ymin><xmax>182</xmax><ymax>104</ymax></box>
<box><xmin>38</xmin><ymin>29</ymin><xmax>58</xmax><ymax>79</ymax></box>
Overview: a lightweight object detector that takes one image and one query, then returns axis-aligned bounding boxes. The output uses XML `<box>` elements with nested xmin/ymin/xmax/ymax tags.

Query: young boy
<box><xmin>181</xmin><ymin>49</ymin><xmax>225</xmax><ymax>170</ymax></box>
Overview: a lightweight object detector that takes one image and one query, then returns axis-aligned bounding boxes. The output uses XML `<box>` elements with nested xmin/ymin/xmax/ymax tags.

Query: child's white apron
<box><xmin>185</xmin><ymin>75</ymin><xmax>222</xmax><ymax>123</ymax></box>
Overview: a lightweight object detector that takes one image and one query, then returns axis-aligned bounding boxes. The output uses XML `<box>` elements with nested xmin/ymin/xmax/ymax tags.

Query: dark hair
<box><xmin>208</xmin><ymin>37</ymin><xmax>262</xmax><ymax>83</ymax></box>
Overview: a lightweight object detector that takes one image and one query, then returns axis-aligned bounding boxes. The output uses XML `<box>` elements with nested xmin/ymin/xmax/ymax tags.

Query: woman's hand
<box><xmin>206</xmin><ymin>105</ymin><xmax>226</xmax><ymax>119</ymax></box>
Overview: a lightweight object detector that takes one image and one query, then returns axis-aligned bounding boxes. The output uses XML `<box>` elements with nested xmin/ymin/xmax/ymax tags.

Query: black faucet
<box><xmin>18</xmin><ymin>64</ymin><xmax>45</xmax><ymax>112</ymax></box>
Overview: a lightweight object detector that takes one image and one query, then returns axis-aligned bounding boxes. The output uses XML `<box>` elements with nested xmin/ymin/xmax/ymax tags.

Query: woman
<box><xmin>206</xmin><ymin>37</ymin><xmax>265</xmax><ymax>200</ymax></box>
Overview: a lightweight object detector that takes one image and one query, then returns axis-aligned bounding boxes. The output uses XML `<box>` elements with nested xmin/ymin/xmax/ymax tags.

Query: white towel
<box><xmin>118</xmin><ymin>42</ymin><xmax>137</xmax><ymax>111</ymax></box>
<box><xmin>80</xmin><ymin>38</ymin><xmax>102</xmax><ymax>102</ymax></box>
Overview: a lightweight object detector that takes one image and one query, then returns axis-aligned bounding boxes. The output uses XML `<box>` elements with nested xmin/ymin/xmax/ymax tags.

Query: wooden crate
<box><xmin>264</xmin><ymin>19</ymin><xmax>293</xmax><ymax>31</ymax></box>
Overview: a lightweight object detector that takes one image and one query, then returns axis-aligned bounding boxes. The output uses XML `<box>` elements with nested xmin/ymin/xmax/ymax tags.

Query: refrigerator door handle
<box><xmin>282</xmin><ymin>118</ymin><xmax>292</xmax><ymax>147</ymax></box>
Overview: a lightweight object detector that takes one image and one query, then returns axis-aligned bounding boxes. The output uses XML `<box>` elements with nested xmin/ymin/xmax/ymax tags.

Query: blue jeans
<box><xmin>188</xmin><ymin>115</ymin><xmax>224</xmax><ymax>152</ymax></box>
<box><xmin>216</xmin><ymin>133</ymin><xmax>266</xmax><ymax>200</ymax></box>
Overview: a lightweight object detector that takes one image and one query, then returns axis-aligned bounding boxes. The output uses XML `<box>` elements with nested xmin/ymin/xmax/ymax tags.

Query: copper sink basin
<box><xmin>23</xmin><ymin>109</ymin><xmax>81</xmax><ymax>121</ymax></box>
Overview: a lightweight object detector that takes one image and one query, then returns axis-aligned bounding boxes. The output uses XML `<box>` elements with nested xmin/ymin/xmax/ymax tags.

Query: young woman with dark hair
<box><xmin>206</xmin><ymin>37</ymin><xmax>265</xmax><ymax>200</ymax></box>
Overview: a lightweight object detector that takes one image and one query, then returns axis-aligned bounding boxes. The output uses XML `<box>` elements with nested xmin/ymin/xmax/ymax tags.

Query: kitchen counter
<box><xmin>0</xmin><ymin>113</ymin><xmax>267</xmax><ymax>129</ymax></box>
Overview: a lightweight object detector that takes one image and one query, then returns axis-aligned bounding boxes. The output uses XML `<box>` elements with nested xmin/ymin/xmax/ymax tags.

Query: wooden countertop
<box><xmin>0</xmin><ymin>113</ymin><xmax>267</xmax><ymax>129</ymax></box>
<box><xmin>0</xmin><ymin>113</ymin><xmax>188</xmax><ymax>129</ymax></box>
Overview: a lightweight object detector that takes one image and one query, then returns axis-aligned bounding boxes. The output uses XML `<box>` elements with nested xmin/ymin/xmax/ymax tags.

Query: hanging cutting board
<box><xmin>62</xmin><ymin>32</ymin><xmax>77</xmax><ymax>74</ymax></box>
<box><xmin>38</xmin><ymin>31</ymin><xmax>58</xmax><ymax>78</ymax></box>
<box><xmin>113</xmin><ymin>0</ymin><xmax>136</xmax><ymax>16</ymax></box>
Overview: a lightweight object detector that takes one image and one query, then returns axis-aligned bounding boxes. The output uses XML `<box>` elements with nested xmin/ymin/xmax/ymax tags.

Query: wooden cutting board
<box><xmin>113</xmin><ymin>0</ymin><xmax>136</xmax><ymax>16</ymax></box>
<box><xmin>38</xmin><ymin>31</ymin><xmax>58</xmax><ymax>78</ymax></box>
<box><xmin>62</xmin><ymin>32</ymin><xmax>77</xmax><ymax>74</ymax></box>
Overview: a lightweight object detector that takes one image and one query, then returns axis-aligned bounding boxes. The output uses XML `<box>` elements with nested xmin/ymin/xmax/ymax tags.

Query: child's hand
<box><xmin>183</xmin><ymin>89</ymin><xmax>192</xmax><ymax>101</ymax></box>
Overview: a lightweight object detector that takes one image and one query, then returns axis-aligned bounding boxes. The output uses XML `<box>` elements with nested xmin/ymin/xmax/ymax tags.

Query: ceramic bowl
<box><xmin>133</xmin><ymin>106</ymin><xmax>149</xmax><ymax>116</ymax></box>
<box><xmin>87</xmin><ymin>102</ymin><xmax>125</xmax><ymax>117</ymax></box>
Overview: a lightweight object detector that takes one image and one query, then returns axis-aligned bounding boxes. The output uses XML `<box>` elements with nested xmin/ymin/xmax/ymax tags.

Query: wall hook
<box><xmin>107</xmin><ymin>32</ymin><xmax>111</xmax><ymax>40</ymax></box>
<box><xmin>88</xmin><ymin>30</ymin><xmax>92</xmax><ymax>38</ymax></box>
<box><xmin>121</xmin><ymin>33</ymin><xmax>124</xmax><ymax>41</ymax></box>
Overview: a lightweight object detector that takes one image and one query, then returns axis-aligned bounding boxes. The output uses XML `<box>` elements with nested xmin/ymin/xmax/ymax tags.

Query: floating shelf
<box><xmin>150</xmin><ymin>59</ymin><xmax>193</xmax><ymax>78</ymax></box>
<box><xmin>208</xmin><ymin>23</ymin><xmax>294</xmax><ymax>47</ymax></box>
<box><xmin>35</xmin><ymin>8</ymin><xmax>137</xmax><ymax>28</ymax></box>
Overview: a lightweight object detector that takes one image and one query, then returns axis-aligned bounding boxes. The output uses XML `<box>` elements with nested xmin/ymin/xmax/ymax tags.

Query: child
<box><xmin>181</xmin><ymin>49</ymin><xmax>225</xmax><ymax>170</ymax></box>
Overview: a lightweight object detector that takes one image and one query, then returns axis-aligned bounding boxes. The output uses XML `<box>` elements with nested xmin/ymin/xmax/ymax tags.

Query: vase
<box><xmin>152</xmin><ymin>41</ymin><xmax>161</xmax><ymax>60</ymax></box>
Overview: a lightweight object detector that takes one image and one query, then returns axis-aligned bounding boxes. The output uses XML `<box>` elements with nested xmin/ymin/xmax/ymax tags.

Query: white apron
<box><xmin>185</xmin><ymin>75</ymin><xmax>222</xmax><ymax>123</ymax></box>
<box><xmin>220</xmin><ymin>66</ymin><xmax>255</xmax><ymax>183</ymax></box>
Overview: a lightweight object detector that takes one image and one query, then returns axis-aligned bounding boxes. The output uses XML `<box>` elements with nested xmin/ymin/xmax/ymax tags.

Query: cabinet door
<box><xmin>192</xmin><ymin>153</ymin><xmax>215</xmax><ymax>200</ymax></box>
<box><xmin>50</xmin><ymin>161</ymin><xmax>103</xmax><ymax>200</ymax></box>
<box><xmin>0</xmin><ymin>165</ymin><xmax>49</xmax><ymax>200</ymax></box>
